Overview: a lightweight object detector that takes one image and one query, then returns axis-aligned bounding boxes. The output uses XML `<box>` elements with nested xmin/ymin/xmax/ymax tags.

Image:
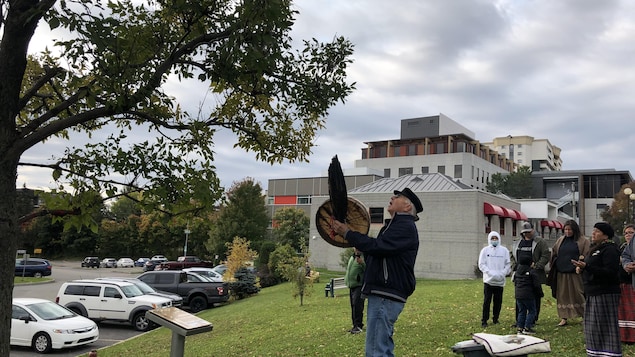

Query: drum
<box><xmin>316</xmin><ymin>197</ymin><xmax>370</xmax><ymax>248</ymax></box>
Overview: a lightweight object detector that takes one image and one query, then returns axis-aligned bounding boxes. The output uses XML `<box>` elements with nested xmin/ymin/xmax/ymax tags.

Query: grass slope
<box><xmin>91</xmin><ymin>272</ymin><xmax>635</xmax><ymax>357</ymax></box>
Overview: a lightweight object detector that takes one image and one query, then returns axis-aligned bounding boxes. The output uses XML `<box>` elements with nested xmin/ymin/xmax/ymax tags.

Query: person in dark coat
<box><xmin>514</xmin><ymin>255</ymin><xmax>542</xmax><ymax>335</ymax></box>
<box><xmin>572</xmin><ymin>222</ymin><xmax>622</xmax><ymax>357</ymax></box>
<box><xmin>331</xmin><ymin>187</ymin><xmax>422</xmax><ymax>357</ymax></box>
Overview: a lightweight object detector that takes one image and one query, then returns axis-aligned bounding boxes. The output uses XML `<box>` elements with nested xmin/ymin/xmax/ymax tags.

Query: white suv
<box><xmin>55</xmin><ymin>279</ymin><xmax>172</xmax><ymax>331</ymax></box>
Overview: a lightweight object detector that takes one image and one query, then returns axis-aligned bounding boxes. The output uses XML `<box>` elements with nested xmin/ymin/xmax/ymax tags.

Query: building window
<box><xmin>596</xmin><ymin>204</ymin><xmax>608</xmax><ymax>218</ymax></box>
<box><xmin>383</xmin><ymin>168</ymin><xmax>391</xmax><ymax>178</ymax></box>
<box><xmin>408</xmin><ymin>144</ymin><xmax>416</xmax><ymax>156</ymax></box>
<box><xmin>517</xmin><ymin>152</ymin><xmax>523</xmax><ymax>156</ymax></box>
<box><xmin>398</xmin><ymin>167</ymin><xmax>413</xmax><ymax>176</ymax></box>
<box><xmin>438</xmin><ymin>165</ymin><xmax>445</xmax><ymax>174</ymax></box>
<box><xmin>456</xmin><ymin>142</ymin><xmax>466</xmax><ymax>152</ymax></box>
<box><xmin>435</xmin><ymin>142</ymin><xmax>445</xmax><ymax>154</ymax></box>
<box><xmin>297</xmin><ymin>196</ymin><xmax>311</xmax><ymax>204</ymax></box>
<box><xmin>454</xmin><ymin>165</ymin><xmax>462</xmax><ymax>178</ymax></box>
<box><xmin>267</xmin><ymin>197</ymin><xmax>274</xmax><ymax>205</ymax></box>
<box><xmin>370</xmin><ymin>207</ymin><xmax>384</xmax><ymax>224</ymax></box>
<box><xmin>517</xmin><ymin>144</ymin><xmax>523</xmax><ymax>148</ymax></box>
<box><xmin>421</xmin><ymin>166</ymin><xmax>429</xmax><ymax>174</ymax></box>
<box><xmin>393</xmin><ymin>146</ymin><xmax>401</xmax><ymax>157</ymax></box>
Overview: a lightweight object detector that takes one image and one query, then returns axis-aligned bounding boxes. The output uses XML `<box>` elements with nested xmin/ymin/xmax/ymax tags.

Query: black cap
<box><xmin>394</xmin><ymin>188</ymin><xmax>423</xmax><ymax>213</ymax></box>
<box><xmin>594</xmin><ymin>222</ymin><xmax>614</xmax><ymax>239</ymax></box>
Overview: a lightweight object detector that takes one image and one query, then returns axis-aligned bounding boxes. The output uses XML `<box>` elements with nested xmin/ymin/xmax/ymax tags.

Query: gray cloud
<box><xmin>18</xmin><ymin>0</ymin><xmax>635</xmax><ymax>192</ymax></box>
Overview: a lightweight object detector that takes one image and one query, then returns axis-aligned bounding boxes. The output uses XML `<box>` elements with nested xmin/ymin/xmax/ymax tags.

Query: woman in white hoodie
<box><xmin>478</xmin><ymin>231</ymin><xmax>511</xmax><ymax>328</ymax></box>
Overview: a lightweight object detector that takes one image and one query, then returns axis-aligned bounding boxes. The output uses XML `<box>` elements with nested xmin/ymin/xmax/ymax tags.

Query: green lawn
<box><xmin>88</xmin><ymin>272</ymin><xmax>635</xmax><ymax>357</ymax></box>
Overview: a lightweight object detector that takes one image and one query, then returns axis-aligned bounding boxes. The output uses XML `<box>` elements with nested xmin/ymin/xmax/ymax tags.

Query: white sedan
<box><xmin>11</xmin><ymin>298</ymin><xmax>99</xmax><ymax>353</ymax></box>
<box><xmin>183</xmin><ymin>267</ymin><xmax>224</xmax><ymax>282</ymax></box>
<box><xmin>116</xmin><ymin>258</ymin><xmax>134</xmax><ymax>268</ymax></box>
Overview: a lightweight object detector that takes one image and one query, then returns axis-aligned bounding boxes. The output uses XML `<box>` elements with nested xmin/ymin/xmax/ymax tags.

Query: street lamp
<box><xmin>184</xmin><ymin>226</ymin><xmax>191</xmax><ymax>257</ymax></box>
<box><xmin>624</xmin><ymin>188</ymin><xmax>635</xmax><ymax>224</ymax></box>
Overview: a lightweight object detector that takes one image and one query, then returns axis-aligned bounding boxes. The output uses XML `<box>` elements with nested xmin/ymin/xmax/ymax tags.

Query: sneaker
<box><xmin>481</xmin><ymin>322</ymin><xmax>488</xmax><ymax>328</ymax></box>
<box><xmin>522</xmin><ymin>328</ymin><xmax>536</xmax><ymax>335</ymax></box>
<box><xmin>517</xmin><ymin>329</ymin><xmax>523</xmax><ymax>334</ymax></box>
<box><xmin>350</xmin><ymin>327</ymin><xmax>362</xmax><ymax>334</ymax></box>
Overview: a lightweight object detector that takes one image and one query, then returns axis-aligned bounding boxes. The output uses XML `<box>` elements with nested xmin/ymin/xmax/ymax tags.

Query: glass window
<box><xmin>421</xmin><ymin>166</ymin><xmax>429</xmax><ymax>174</ymax></box>
<box><xmin>408</xmin><ymin>144</ymin><xmax>417</xmax><ymax>155</ymax></box>
<box><xmin>83</xmin><ymin>286</ymin><xmax>101</xmax><ymax>297</ymax></box>
<box><xmin>398</xmin><ymin>167</ymin><xmax>413</xmax><ymax>176</ymax></box>
<box><xmin>383</xmin><ymin>168</ymin><xmax>391</xmax><ymax>178</ymax></box>
<box><xmin>297</xmin><ymin>196</ymin><xmax>311</xmax><ymax>204</ymax></box>
<box><xmin>104</xmin><ymin>287</ymin><xmax>119</xmax><ymax>298</ymax></box>
<box><xmin>438</xmin><ymin>166</ymin><xmax>445</xmax><ymax>174</ymax></box>
<box><xmin>454</xmin><ymin>165</ymin><xmax>462</xmax><ymax>178</ymax></box>
<box><xmin>369</xmin><ymin>207</ymin><xmax>384</xmax><ymax>224</ymax></box>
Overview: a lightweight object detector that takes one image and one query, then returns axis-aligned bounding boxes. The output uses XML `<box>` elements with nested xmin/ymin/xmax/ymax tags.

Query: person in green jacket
<box><xmin>345</xmin><ymin>247</ymin><xmax>366</xmax><ymax>334</ymax></box>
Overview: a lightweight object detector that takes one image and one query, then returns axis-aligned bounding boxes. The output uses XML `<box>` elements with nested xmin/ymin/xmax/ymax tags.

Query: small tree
<box><xmin>269</xmin><ymin>243</ymin><xmax>312</xmax><ymax>305</ymax></box>
<box><xmin>272</xmin><ymin>207</ymin><xmax>310</xmax><ymax>251</ymax></box>
<box><xmin>224</xmin><ymin>237</ymin><xmax>258</xmax><ymax>281</ymax></box>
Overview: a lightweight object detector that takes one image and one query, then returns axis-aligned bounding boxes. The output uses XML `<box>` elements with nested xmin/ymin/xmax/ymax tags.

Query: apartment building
<box><xmin>483</xmin><ymin>135</ymin><xmax>562</xmax><ymax>171</ymax></box>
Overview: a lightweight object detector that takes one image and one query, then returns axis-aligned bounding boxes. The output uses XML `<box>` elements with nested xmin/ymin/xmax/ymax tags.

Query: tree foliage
<box><xmin>0</xmin><ymin>0</ymin><xmax>354</xmax><ymax>353</ymax></box>
<box><xmin>272</xmin><ymin>207</ymin><xmax>310</xmax><ymax>251</ymax></box>
<box><xmin>485</xmin><ymin>166</ymin><xmax>533</xmax><ymax>198</ymax></box>
<box><xmin>206</xmin><ymin>178</ymin><xmax>268</xmax><ymax>258</ymax></box>
<box><xmin>602</xmin><ymin>182</ymin><xmax>635</xmax><ymax>236</ymax></box>
<box><xmin>224</xmin><ymin>236</ymin><xmax>258</xmax><ymax>281</ymax></box>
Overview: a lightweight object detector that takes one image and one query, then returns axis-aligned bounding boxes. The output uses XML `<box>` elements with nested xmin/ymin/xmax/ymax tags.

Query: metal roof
<box><xmin>348</xmin><ymin>173</ymin><xmax>471</xmax><ymax>193</ymax></box>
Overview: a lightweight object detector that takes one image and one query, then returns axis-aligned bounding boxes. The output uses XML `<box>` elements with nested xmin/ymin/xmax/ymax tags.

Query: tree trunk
<box><xmin>0</xmin><ymin>162</ymin><xmax>18</xmax><ymax>357</ymax></box>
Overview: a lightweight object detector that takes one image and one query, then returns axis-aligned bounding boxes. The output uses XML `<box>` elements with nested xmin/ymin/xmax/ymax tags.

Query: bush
<box><xmin>228</xmin><ymin>267</ymin><xmax>260</xmax><ymax>300</ymax></box>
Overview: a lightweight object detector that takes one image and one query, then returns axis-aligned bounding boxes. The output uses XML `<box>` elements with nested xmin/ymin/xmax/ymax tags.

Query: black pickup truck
<box><xmin>137</xmin><ymin>270</ymin><xmax>229</xmax><ymax>312</ymax></box>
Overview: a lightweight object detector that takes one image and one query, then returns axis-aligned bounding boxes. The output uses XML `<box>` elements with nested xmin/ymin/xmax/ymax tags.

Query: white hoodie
<box><xmin>478</xmin><ymin>231</ymin><xmax>511</xmax><ymax>287</ymax></box>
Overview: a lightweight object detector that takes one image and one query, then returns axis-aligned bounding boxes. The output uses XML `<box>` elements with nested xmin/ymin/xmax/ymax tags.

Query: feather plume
<box><xmin>328</xmin><ymin>155</ymin><xmax>348</xmax><ymax>222</ymax></box>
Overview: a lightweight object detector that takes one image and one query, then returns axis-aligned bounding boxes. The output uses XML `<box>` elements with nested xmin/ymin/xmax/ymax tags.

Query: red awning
<box><xmin>505</xmin><ymin>209</ymin><xmax>527</xmax><ymax>221</ymax></box>
<box><xmin>554</xmin><ymin>221</ymin><xmax>563</xmax><ymax>229</ymax></box>
<box><xmin>500</xmin><ymin>207</ymin><xmax>511</xmax><ymax>218</ymax></box>
<box><xmin>484</xmin><ymin>203</ymin><xmax>505</xmax><ymax>216</ymax></box>
<box><xmin>540</xmin><ymin>220</ymin><xmax>557</xmax><ymax>228</ymax></box>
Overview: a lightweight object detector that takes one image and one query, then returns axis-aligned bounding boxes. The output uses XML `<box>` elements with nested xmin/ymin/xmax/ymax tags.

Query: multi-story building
<box><xmin>354</xmin><ymin>114</ymin><xmax>514</xmax><ymax>191</ymax></box>
<box><xmin>483</xmin><ymin>136</ymin><xmax>562</xmax><ymax>172</ymax></box>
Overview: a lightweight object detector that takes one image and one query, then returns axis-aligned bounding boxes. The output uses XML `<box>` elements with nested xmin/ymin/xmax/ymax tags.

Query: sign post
<box><xmin>146</xmin><ymin>307</ymin><xmax>212</xmax><ymax>357</ymax></box>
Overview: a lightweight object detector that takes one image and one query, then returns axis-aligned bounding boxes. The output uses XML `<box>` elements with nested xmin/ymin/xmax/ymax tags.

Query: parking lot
<box><xmin>11</xmin><ymin>261</ymin><xmax>148</xmax><ymax>356</ymax></box>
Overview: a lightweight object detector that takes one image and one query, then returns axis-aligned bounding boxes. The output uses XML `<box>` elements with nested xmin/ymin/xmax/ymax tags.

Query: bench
<box><xmin>325</xmin><ymin>277</ymin><xmax>346</xmax><ymax>297</ymax></box>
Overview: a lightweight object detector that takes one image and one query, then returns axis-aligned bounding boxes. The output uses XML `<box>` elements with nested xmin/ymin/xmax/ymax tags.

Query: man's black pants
<box><xmin>482</xmin><ymin>283</ymin><xmax>503</xmax><ymax>324</ymax></box>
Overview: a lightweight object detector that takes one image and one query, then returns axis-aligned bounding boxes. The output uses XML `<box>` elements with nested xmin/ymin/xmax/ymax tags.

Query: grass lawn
<box><xmin>14</xmin><ymin>276</ymin><xmax>53</xmax><ymax>284</ymax></box>
<box><xmin>87</xmin><ymin>271</ymin><xmax>635</xmax><ymax>357</ymax></box>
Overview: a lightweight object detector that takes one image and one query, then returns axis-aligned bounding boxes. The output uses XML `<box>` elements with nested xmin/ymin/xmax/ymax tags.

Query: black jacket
<box><xmin>514</xmin><ymin>264</ymin><xmax>542</xmax><ymax>300</ymax></box>
<box><xmin>345</xmin><ymin>213</ymin><xmax>419</xmax><ymax>303</ymax></box>
<box><xmin>582</xmin><ymin>241</ymin><xmax>621</xmax><ymax>296</ymax></box>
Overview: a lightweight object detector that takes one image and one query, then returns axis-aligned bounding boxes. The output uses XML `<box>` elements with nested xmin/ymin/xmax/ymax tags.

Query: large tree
<box><xmin>0</xmin><ymin>0</ymin><xmax>354</xmax><ymax>354</ymax></box>
<box><xmin>272</xmin><ymin>206</ymin><xmax>309</xmax><ymax>251</ymax></box>
<box><xmin>206</xmin><ymin>177</ymin><xmax>268</xmax><ymax>258</ymax></box>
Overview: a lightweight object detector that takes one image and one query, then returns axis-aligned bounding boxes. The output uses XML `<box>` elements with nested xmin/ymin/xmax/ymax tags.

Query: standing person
<box><xmin>478</xmin><ymin>231</ymin><xmax>511</xmax><ymax>328</ymax></box>
<box><xmin>345</xmin><ymin>247</ymin><xmax>366</xmax><ymax>334</ymax></box>
<box><xmin>514</xmin><ymin>255</ymin><xmax>541</xmax><ymax>335</ymax></box>
<box><xmin>330</xmin><ymin>187</ymin><xmax>422</xmax><ymax>357</ymax></box>
<box><xmin>572</xmin><ymin>222</ymin><xmax>622</xmax><ymax>357</ymax></box>
<box><xmin>549</xmin><ymin>219</ymin><xmax>590</xmax><ymax>327</ymax></box>
<box><xmin>511</xmin><ymin>221</ymin><xmax>550</xmax><ymax>324</ymax></box>
<box><xmin>620</xmin><ymin>224</ymin><xmax>635</xmax><ymax>343</ymax></box>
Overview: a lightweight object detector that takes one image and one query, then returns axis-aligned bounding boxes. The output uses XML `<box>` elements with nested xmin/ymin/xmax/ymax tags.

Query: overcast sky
<box><xmin>17</xmin><ymin>0</ymin><xmax>635</xmax><ymax>194</ymax></box>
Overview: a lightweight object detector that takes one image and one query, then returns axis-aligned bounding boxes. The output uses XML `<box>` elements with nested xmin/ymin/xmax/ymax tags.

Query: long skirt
<box><xmin>584</xmin><ymin>293</ymin><xmax>622</xmax><ymax>357</ymax></box>
<box><xmin>556</xmin><ymin>272</ymin><xmax>585</xmax><ymax>319</ymax></box>
<box><xmin>618</xmin><ymin>283</ymin><xmax>635</xmax><ymax>343</ymax></box>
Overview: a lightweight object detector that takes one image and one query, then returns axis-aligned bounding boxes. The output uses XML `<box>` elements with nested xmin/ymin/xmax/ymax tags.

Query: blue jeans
<box><xmin>365</xmin><ymin>295</ymin><xmax>405</xmax><ymax>357</ymax></box>
<box><xmin>517</xmin><ymin>298</ymin><xmax>536</xmax><ymax>329</ymax></box>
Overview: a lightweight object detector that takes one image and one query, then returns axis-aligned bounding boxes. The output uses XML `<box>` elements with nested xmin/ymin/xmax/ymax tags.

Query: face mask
<box><xmin>491</xmin><ymin>241</ymin><xmax>499</xmax><ymax>247</ymax></box>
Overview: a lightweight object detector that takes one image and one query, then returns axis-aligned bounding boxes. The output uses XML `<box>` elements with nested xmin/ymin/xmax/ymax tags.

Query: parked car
<box><xmin>81</xmin><ymin>257</ymin><xmax>100</xmax><ymax>268</ymax></box>
<box><xmin>151</xmin><ymin>255</ymin><xmax>168</xmax><ymax>262</ymax></box>
<box><xmin>143</xmin><ymin>259</ymin><xmax>164</xmax><ymax>272</ymax></box>
<box><xmin>212</xmin><ymin>264</ymin><xmax>227</xmax><ymax>275</ymax></box>
<box><xmin>100</xmin><ymin>258</ymin><xmax>116</xmax><ymax>268</ymax></box>
<box><xmin>137</xmin><ymin>270</ymin><xmax>229</xmax><ymax>312</ymax></box>
<box><xmin>15</xmin><ymin>258</ymin><xmax>52</xmax><ymax>278</ymax></box>
<box><xmin>183</xmin><ymin>267</ymin><xmax>224</xmax><ymax>282</ymax></box>
<box><xmin>96</xmin><ymin>277</ymin><xmax>184</xmax><ymax>308</ymax></box>
<box><xmin>159</xmin><ymin>256</ymin><xmax>215</xmax><ymax>270</ymax></box>
<box><xmin>135</xmin><ymin>257</ymin><xmax>150</xmax><ymax>267</ymax></box>
<box><xmin>11</xmin><ymin>297</ymin><xmax>99</xmax><ymax>353</ymax></box>
<box><xmin>116</xmin><ymin>258</ymin><xmax>134</xmax><ymax>268</ymax></box>
<box><xmin>56</xmin><ymin>279</ymin><xmax>172</xmax><ymax>331</ymax></box>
